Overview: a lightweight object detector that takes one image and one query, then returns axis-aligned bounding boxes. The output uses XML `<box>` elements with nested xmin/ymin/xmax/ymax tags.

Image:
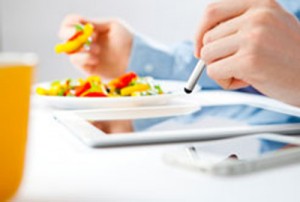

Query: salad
<box><xmin>36</xmin><ymin>72</ymin><xmax>164</xmax><ymax>98</ymax></box>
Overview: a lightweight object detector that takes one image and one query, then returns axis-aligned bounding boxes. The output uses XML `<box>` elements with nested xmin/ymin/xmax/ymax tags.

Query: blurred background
<box><xmin>0</xmin><ymin>0</ymin><xmax>212</xmax><ymax>81</ymax></box>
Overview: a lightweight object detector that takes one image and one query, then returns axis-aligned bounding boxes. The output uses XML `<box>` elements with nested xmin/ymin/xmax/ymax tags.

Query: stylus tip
<box><xmin>184</xmin><ymin>87</ymin><xmax>192</xmax><ymax>94</ymax></box>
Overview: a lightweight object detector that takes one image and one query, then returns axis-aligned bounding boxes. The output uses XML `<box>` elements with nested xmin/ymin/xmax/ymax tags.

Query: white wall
<box><xmin>1</xmin><ymin>0</ymin><xmax>212</xmax><ymax>81</ymax></box>
<box><xmin>0</xmin><ymin>0</ymin><xmax>3</xmax><ymax>50</ymax></box>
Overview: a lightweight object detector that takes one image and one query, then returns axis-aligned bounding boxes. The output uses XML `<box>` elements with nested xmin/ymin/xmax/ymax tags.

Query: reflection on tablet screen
<box><xmin>88</xmin><ymin>105</ymin><xmax>300</xmax><ymax>135</ymax></box>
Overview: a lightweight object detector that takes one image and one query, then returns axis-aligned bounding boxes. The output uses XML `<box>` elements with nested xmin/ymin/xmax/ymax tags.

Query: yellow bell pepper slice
<box><xmin>55</xmin><ymin>23</ymin><xmax>94</xmax><ymax>54</ymax></box>
<box><xmin>36</xmin><ymin>87</ymin><xmax>48</xmax><ymax>95</ymax></box>
<box><xmin>87</xmin><ymin>75</ymin><xmax>102</xmax><ymax>84</ymax></box>
<box><xmin>120</xmin><ymin>84</ymin><xmax>150</xmax><ymax>96</ymax></box>
<box><xmin>131</xmin><ymin>92</ymin><xmax>141</xmax><ymax>97</ymax></box>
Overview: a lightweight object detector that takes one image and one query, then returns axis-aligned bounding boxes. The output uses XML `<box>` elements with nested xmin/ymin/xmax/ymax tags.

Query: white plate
<box><xmin>55</xmin><ymin>101</ymin><xmax>201</xmax><ymax>121</ymax></box>
<box><xmin>33</xmin><ymin>80</ymin><xmax>199</xmax><ymax>109</ymax></box>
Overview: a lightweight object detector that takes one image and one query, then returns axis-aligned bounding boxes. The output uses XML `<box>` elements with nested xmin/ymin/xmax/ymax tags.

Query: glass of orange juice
<box><xmin>0</xmin><ymin>53</ymin><xmax>37</xmax><ymax>201</ymax></box>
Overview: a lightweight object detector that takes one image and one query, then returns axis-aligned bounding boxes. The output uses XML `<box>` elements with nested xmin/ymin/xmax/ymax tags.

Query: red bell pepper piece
<box><xmin>63</xmin><ymin>89</ymin><xmax>70</xmax><ymax>96</ymax></box>
<box><xmin>111</xmin><ymin>72</ymin><xmax>137</xmax><ymax>89</ymax></box>
<box><xmin>68</xmin><ymin>31</ymin><xmax>84</xmax><ymax>41</ymax></box>
<box><xmin>75</xmin><ymin>82</ymin><xmax>91</xmax><ymax>97</ymax></box>
<box><xmin>82</xmin><ymin>92</ymin><xmax>107</xmax><ymax>97</ymax></box>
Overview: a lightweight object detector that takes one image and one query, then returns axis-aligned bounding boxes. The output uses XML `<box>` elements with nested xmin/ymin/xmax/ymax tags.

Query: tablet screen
<box><xmin>87</xmin><ymin>105</ymin><xmax>300</xmax><ymax>135</ymax></box>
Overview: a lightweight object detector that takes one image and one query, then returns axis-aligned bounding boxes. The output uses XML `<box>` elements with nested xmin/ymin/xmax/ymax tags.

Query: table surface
<box><xmin>14</xmin><ymin>104</ymin><xmax>300</xmax><ymax>202</ymax></box>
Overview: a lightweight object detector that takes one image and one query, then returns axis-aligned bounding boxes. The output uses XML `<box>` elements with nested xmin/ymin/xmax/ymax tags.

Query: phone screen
<box><xmin>188</xmin><ymin>137</ymin><xmax>300</xmax><ymax>162</ymax></box>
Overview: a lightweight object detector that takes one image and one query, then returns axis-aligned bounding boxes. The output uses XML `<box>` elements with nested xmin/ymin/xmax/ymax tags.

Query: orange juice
<box><xmin>0</xmin><ymin>53</ymin><xmax>36</xmax><ymax>201</ymax></box>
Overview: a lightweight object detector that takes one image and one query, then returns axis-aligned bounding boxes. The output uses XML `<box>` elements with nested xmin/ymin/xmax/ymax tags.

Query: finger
<box><xmin>59</xmin><ymin>19</ymin><xmax>110</xmax><ymax>41</ymax></box>
<box><xmin>230</xmin><ymin>79</ymin><xmax>249</xmax><ymax>89</ymax></box>
<box><xmin>62</xmin><ymin>15</ymin><xmax>111</xmax><ymax>33</ymax></box>
<box><xmin>86</xmin><ymin>43</ymin><xmax>101</xmax><ymax>55</ymax></box>
<box><xmin>201</xmin><ymin>33</ymin><xmax>240</xmax><ymax>64</ymax></box>
<box><xmin>216</xmin><ymin>78</ymin><xmax>249</xmax><ymax>90</ymax></box>
<box><xmin>78</xmin><ymin>42</ymin><xmax>101</xmax><ymax>55</ymax></box>
<box><xmin>69</xmin><ymin>53</ymin><xmax>99</xmax><ymax>67</ymax></box>
<box><xmin>59</xmin><ymin>15</ymin><xmax>88</xmax><ymax>39</ymax></box>
<box><xmin>195</xmin><ymin>0</ymin><xmax>250</xmax><ymax>58</ymax></box>
<box><xmin>85</xmin><ymin>21</ymin><xmax>110</xmax><ymax>42</ymax></box>
<box><xmin>203</xmin><ymin>15</ymin><xmax>244</xmax><ymax>45</ymax></box>
<box><xmin>206</xmin><ymin>54</ymin><xmax>247</xmax><ymax>88</ymax></box>
<box><xmin>61</xmin><ymin>14</ymin><xmax>88</xmax><ymax>27</ymax></box>
<box><xmin>59</xmin><ymin>27</ymin><xmax>77</xmax><ymax>40</ymax></box>
<box><xmin>91</xmin><ymin>20</ymin><xmax>110</xmax><ymax>34</ymax></box>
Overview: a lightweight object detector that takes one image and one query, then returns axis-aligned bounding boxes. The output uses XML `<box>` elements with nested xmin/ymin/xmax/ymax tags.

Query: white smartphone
<box><xmin>164</xmin><ymin>134</ymin><xmax>300</xmax><ymax>175</ymax></box>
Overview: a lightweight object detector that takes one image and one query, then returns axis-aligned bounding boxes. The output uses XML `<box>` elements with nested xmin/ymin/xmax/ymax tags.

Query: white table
<box><xmin>14</xmin><ymin>104</ymin><xmax>300</xmax><ymax>202</ymax></box>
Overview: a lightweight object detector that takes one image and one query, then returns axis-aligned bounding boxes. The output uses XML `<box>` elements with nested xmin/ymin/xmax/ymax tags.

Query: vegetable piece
<box><xmin>63</xmin><ymin>89</ymin><xmax>71</xmax><ymax>96</ymax></box>
<box><xmin>154</xmin><ymin>85</ymin><xmax>164</xmax><ymax>94</ymax></box>
<box><xmin>81</xmin><ymin>92</ymin><xmax>107</xmax><ymax>97</ymax></box>
<box><xmin>75</xmin><ymin>82</ymin><xmax>91</xmax><ymax>97</ymax></box>
<box><xmin>55</xmin><ymin>23</ymin><xmax>94</xmax><ymax>54</ymax></box>
<box><xmin>78</xmin><ymin>78</ymin><xmax>85</xmax><ymax>85</ymax></box>
<box><xmin>131</xmin><ymin>92</ymin><xmax>141</xmax><ymax>97</ymax></box>
<box><xmin>64</xmin><ymin>32</ymin><xmax>85</xmax><ymax>54</ymax></box>
<box><xmin>51</xmin><ymin>80</ymin><xmax>61</xmax><ymax>87</ymax></box>
<box><xmin>36</xmin><ymin>87</ymin><xmax>48</xmax><ymax>95</ymax></box>
<box><xmin>74</xmin><ymin>24</ymin><xmax>84</xmax><ymax>32</ymax></box>
<box><xmin>87</xmin><ymin>75</ymin><xmax>101</xmax><ymax>83</ymax></box>
<box><xmin>108</xmin><ymin>72</ymin><xmax>137</xmax><ymax>89</ymax></box>
<box><xmin>68</xmin><ymin>31</ymin><xmax>84</xmax><ymax>41</ymax></box>
<box><xmin>120</xmin><ymin>84</ymin><xmax>150</xmax><ymax>96</ymax></box>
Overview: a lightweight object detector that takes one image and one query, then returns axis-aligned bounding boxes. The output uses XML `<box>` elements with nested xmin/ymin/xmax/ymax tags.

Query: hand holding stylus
<box><xmin>190</xmin><ymin>0</ymin><xmax>300</xmax><ymax>107</ymax></box>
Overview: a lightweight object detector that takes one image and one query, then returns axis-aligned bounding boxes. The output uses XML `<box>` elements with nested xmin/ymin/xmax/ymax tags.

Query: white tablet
<box><xmin>54</xmin><ymin>100</ymin><xmax>300</xmax><ymax>147</ymax></box>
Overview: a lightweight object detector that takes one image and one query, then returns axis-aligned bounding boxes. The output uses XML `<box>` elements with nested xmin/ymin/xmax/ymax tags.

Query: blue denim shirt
<box><xmin>127</xmin><ymin>1</ymin><xmax>300</xmax><ymax>130</ymax></box>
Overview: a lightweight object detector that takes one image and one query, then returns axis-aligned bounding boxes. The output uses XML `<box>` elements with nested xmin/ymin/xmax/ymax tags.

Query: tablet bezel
<box><xmin>53</xmin><ymin>103</ymin><xmax>300</xmax><ymax>147</ymax></box>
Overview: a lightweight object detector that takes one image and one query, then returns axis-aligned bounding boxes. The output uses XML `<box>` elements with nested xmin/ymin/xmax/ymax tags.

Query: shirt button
<box><xmin>144</xmin><ymin>64</ymin><xmax>154</xmax><ymax>73</ymax></box>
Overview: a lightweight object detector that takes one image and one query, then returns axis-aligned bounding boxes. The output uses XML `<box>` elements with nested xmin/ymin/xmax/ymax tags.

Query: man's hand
<box><xmin>59</xmin><ymin>15</ymin><xmax>133</xmax><ymax>79</ymax></box>
<box><xmin>195</xmin><ymin>0</ymin><xmax>300</xmax><ymax>106</ymax></box>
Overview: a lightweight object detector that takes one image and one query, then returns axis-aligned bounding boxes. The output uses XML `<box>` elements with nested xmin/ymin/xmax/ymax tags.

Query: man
<box><xmin>58</xmin><ymin>0</ymin><xmax>300</xmax><ymax>131</ymax></box>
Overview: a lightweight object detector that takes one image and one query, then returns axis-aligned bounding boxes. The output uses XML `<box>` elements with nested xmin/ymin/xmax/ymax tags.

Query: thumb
<box><xmin>58</xmin><ymin>14</ymin><xmax>89</xmax><ymax>40</ymax></box>
<box><xmin>90</xmin><ymin>19</ymin><xmax>111</xmax><ymax>34</ymax></box>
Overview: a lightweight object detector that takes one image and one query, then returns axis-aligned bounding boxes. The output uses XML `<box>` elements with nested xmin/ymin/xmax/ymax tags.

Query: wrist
<box><xmin>122</xmin><ymin>33</ymin><xmax>134</xmax><ymax>70</ymax></box>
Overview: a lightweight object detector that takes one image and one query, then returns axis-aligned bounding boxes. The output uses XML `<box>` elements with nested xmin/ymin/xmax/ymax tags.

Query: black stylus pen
<box><xmin>184</xmin><ymin>60</ymin><xmax>206</xmax><ymax>93</ymax></box>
